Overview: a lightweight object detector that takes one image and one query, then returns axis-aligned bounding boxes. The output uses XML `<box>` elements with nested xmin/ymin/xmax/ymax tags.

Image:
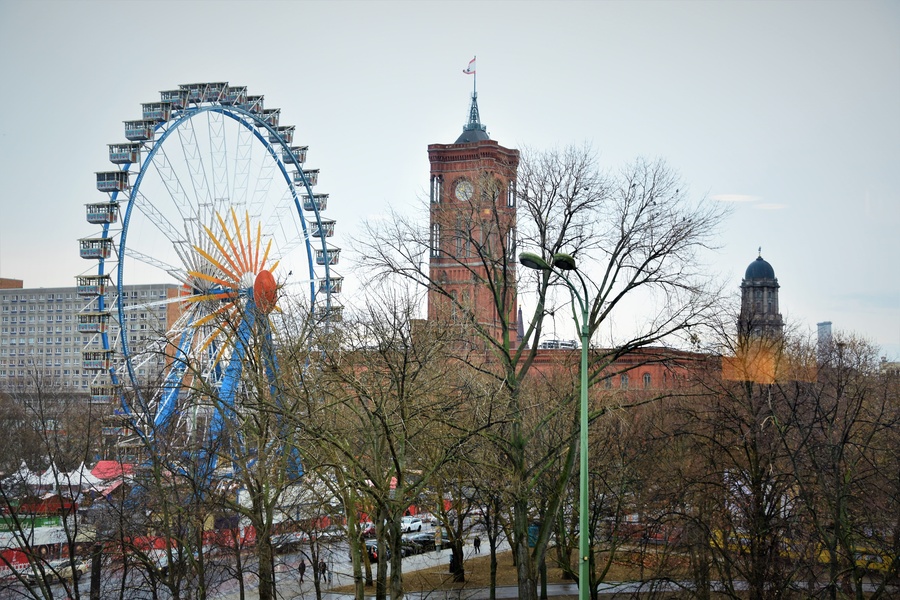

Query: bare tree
<box><xmin>0</xmin><ymin>376</ymin><xmax>107</xmax><ymax>599</ymax></box>
<box><xmin>777</xmin><ymin>334</ymin><xmax>900</xmax><ymax>599</ymax></box>
<box><xmin>303</xmin><ymin>285</ymin><xmax>482</xmax><ymax>600</ymax></box>
<box><xmin>356</xmin><ymin>145</ymin><xmax>726</xmax><ymax>599</ymax></box>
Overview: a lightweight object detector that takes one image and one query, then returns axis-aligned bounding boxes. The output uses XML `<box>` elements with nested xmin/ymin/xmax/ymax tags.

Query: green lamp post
<box><xmin>519</xmin><ymin>251</ymin><xmax>591</xmax><ymax>600</ymax></box>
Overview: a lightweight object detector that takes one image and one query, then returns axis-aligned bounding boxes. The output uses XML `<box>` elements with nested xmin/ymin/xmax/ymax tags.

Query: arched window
<box><xmin>430</xmin><ymin>224</ymin><xmax>441</xmax><ymax>257</ymax></box>
<box><xmin>620</xmin><ymin>374</ymin><xmax>629</xmax><ymax>389</ymax></box>
<box><xmin>643</xmin><ymin>373</ymin><xmax>651</xmax><ymax>389</ymax></box>
<box><xmin>430</xmin><ymin>175</ymin><xmax>443</xmax><ymax>203</ymax></box>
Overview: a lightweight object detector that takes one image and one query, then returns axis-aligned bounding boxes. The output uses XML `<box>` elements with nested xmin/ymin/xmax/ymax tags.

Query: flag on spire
<box><xmin>463</xmin><ymin>57</ymin><xmax>476</xmax><ymax>75</ymax></box>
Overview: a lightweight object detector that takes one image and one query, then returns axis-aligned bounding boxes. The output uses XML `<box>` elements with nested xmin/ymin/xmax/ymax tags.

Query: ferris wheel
<box><xmin>77</xmin><ymin>82</ymin><xmax>341</xmax><ymax>455</ymax></box>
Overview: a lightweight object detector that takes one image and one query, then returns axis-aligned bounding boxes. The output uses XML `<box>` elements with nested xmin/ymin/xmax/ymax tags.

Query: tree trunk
<box><xmin>256</xmin><ymin>535</ymin><xmax>275</xmax><ymax>600</ymax></box>
<box><xmin>513</xmin><ymin>497</ymin><xmax>538</xmax><ymax>600</ymax></box>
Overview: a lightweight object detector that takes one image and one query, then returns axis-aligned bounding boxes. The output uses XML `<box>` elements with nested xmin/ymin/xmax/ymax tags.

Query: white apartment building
<box><xmin>0</xmin><ymin>279</ymin><xmax>180</xmax><ymax>398</ymax></box>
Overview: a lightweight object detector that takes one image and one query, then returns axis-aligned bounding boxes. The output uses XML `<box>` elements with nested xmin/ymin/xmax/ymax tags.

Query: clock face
<box><xmin>454</xmin><ymin>179</ymin><xmax>474</xmax><ymax>201</ymax></box>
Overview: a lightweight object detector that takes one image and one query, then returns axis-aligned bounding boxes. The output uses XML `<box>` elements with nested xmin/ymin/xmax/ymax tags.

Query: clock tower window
<box><xmin>430</xmin><ymin>175</ymin><xmax>443</xmax><ymax>204</ymax></box>
<box><xmin>430</xmin><ymin>224</ymin><xmax>441</xmax><ymax>257</ymax></box>
<box><xmin>507</xmin><ymin>180</ymin><xmax>516</xmax><ymax>207</ymax></box>
<box><xmin>506</xmin><ymin>228</ymin><xmax>516</xmax><ymax>256</ymax></box>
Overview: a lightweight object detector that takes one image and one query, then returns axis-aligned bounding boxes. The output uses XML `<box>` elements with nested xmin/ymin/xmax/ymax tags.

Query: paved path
<box><xmin>215</xmin><ymin>538</ymin><xmax>530</xmax><ymax>599</ymax></box>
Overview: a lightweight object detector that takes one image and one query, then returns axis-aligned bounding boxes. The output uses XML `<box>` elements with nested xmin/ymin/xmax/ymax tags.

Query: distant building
<box><xmin>738</xmin><ymin>252</ymin><xmax>784</xmax><ymax>341</ymax></box>
<box><xmin>817</xmin><ymin>321</ymin><xmax>833</xmax><ymax>361</ymax></box>
<box><xmin>537</xmin><ymin>339</ymin><xmax>579</xmax><ymax>350</ymax></box>
<box><xmin>0</xmin><ymin>278</ymin><xmax>24</xmax><ymax>290</ymax></box>
<box><xmin>726</xmin><ymin>252</ymin><xmax>816</xmax><ymax>383</ymax></box>
<box><xmin>0</xmin><ymin>281</ymin><xmax>180</xmax><ymax>396</ymax></box>
<box><xmin>426</xmin><ymin>85</ymin><xmax>520</xmax><ymax>345</ymax></box>
<box><xmin>880</xmin><ymin>358</ymin><xmax>900</xmax><ymax>377</ymax></box>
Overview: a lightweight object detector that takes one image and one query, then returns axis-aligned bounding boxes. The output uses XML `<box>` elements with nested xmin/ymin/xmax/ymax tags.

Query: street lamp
<box><xmin>519</xmin><ymin>251</ymin><xmax>591</xmax><ymax>600</ymax></box>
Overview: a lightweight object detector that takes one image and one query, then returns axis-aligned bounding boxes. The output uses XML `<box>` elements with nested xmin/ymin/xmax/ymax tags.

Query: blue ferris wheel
<box><xmin>77</xmin><ymin>83</ymin><xmax>342</xmax><ymax>462</ymax></box>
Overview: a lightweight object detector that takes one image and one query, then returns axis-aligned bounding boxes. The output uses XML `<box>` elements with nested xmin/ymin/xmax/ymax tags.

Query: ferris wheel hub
<box><xmin>253</xmin><ymin>269</ymin><xmax>277</xmax><ymax>314</ymax></box>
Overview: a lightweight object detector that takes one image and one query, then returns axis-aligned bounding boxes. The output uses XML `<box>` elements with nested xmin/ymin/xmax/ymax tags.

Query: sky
<box><xmin>0</xmin><ymin>0</ymin><xmax>898</xmax><ymax>358</ymax></box>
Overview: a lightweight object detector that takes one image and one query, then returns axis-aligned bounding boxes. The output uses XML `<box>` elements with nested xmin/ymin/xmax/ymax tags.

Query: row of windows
<box><xmin>3</xmin><ymin>313</ymin><xmax>69</xmax><ymax>321</ymax></box>
<box><xmin>2</xmin><ymin>348</ymin><xmax>76</xmax><ymax>355</ymax></box>
<box><xmin>2</xmin><ymin>288</ymin><xmax>170</xmax><ymax>302</ymax></box>
<box><xmin>2</xmin><ymin>293</ymin><xmax>74</xmax><ymax>301</ymax></box>
<box><xmin>430</xmin><ymin>224</ymin><xmax>517</xmax><ymax>259</ymax></box>
<box><xmin>603</xmin><ymin>372</ymin><xmax>665</xmax><ymax>390</ymax></box>
<box><xmin>4</xmin><ymin>304</ymin><xmax>75</xmax><ymax>312</ymax></box>
<box><xmin>3</xmin><ymin>326</ymin><xmax>75</xmax><ymax>333</ymax></box>
<box><xmin>2</xmin><ymin>338</ymin><xmax>81</xmax><ymax>346</ymax></box>
<box><xmin>0</xmin><ymin>370</ymin><xmax>90</xmax><ymax>381</ymax></box>
<box><xmin>0</xmin><ymin>368</ymin><xmax>150</xmax><ymax>377</ymax></box>
<box><xmin>0</xmin><ymin>338</ymin><xmax>79</xmax><ymax>354</ymax></box>
<box><xmin>1</xmin><ymin>358</ymin><xmax>80</xmax><ymax>366</ymax></box>
<box><xmin>430</xmin><ymin>176</ymin><xmax>517</xmax><ymax>207</ymax></box>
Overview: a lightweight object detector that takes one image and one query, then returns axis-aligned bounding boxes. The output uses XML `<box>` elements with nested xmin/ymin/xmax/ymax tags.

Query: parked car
<box><xmin>400</xmin><ymin>516</ymin><xmax>423</xmax><ymax>532</ymax></box>
<box><xmin>417</xmin><ymin>512</ymin><xmax>439</xmax><ymax>525</ymax></box>
<box><xmin>406</xmin><ymin>532</ymin><xmax>450</xmax><ymax>552</ymax></box>
<box><xmin>272</xmin><ymin>531</ymin><xmax>308</xmax><ymax>554</ymax></box>
<box><xmin>56</xmin><ymin>560</ymin><xmax>90</xmax><ymax>582</ymax></box>
<box><xmin>364</xmin><ymin>539</ymin><xmax>389</xmax><ymax>561</ymax></box>
<box><xmin>313</xmin><ymin>524</ymin><xmax>345</xmax><ymax>543</ymax></box>
<box><xmin>359</xmin><ymin>521</ymin><xmax>376</xmax><ymax>538</ymax></box>
<box><xmin>23</xmin><ymin>559</ymin><xmax>89</xmax><ymax>585</ymax></box>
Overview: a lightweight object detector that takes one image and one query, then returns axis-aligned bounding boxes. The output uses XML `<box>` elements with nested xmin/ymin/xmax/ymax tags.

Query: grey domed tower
<box><xmin>739</xmin><ymin>250</ymin><xmax>784</xmax><ymax>341</ymax></box>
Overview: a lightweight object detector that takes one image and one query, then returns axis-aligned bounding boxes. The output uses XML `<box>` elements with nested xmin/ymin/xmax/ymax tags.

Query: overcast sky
<box><xmin>0</xmin><ymin>0</ymin><xmax>897</xmax><ymax>358</ymax></box>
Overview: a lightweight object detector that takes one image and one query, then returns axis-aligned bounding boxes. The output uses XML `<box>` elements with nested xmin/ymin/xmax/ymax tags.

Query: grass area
<box><xmin>334</xmin><ymin>548</ymin><xmax>657</xmax><ymax>595</ymax></box>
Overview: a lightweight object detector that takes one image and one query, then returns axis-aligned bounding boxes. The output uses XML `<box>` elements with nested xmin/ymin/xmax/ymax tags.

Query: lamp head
<box><xmin>519</xmin><ymin>252</ymin><xmax>551</xmax><ymax>271</ymax></box>
<box><xmin>552</xmin><ymin>252</ymin><xmax>577</xmax><ymax>271</ymax></box>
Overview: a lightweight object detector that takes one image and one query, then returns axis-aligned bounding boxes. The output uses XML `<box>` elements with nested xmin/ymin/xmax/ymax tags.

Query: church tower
<box><xmin>427</xmin><ymin>73</ymin><xmax>520</xmax><ymax>344</ymax></box>
<box><xmin>738</xmin><ymin>251</ymin><xmax>784</xmax><ymax>341</ymax></box>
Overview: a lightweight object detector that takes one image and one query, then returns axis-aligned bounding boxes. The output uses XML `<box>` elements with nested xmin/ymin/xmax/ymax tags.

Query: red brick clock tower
<box><xmin>427</xmin><ymin>80</ymin><xmax>520</xmax><ymax>345</ymax></box>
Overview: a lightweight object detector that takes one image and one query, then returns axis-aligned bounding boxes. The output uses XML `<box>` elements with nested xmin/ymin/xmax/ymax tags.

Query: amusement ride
<box><xmin>77</xmin><ymin>82</ymin><xmax>341</xmax><ymax>467</ymax></box>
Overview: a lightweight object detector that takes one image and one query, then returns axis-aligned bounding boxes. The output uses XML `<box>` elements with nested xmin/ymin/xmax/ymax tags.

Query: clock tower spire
<box><xmin>457</xmin><ymin>56</ymin><xmax>489</xmax><ymax>144</ymax></box>
<box><xmin>427</xmin><ymin>65</ymin><xmax>520</xmax><ymax>346</ymax></box>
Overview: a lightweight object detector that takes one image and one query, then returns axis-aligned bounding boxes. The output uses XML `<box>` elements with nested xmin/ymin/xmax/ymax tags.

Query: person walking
<box><xmin>298</xmin><ymin>558</ymin><xmax>306</xmax><ymax>584</ymax></box>
<box><xmin>318</xmin><ymin>558</ymin><xmax>328</xmax><ymax>583</ymax></box>
<box><xmin>473</xmin><ymin>536</ymin><xmax>481</xmax><ymax>554</ymax></box>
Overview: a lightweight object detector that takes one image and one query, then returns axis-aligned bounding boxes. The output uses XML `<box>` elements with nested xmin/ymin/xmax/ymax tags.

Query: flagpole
<box><xmin>473</xmin><ymin>55</ymin><xmax>477</xmax><ymax>99</ymax></box>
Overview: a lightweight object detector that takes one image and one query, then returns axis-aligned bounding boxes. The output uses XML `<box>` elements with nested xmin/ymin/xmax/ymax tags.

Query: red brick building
<box><xmin>425</xmin><ymin>86</ymin><xmax>700</xmax><ymax>391</ymax></box>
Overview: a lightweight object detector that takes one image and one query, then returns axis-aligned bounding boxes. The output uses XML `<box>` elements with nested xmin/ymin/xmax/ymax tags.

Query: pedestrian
<box><xmin>473</xmin><ymin>536</ymin><xmax>481</xmax><ymax>554</ymax></box>
<box><xmin>298</xmin><ymin>558</ymin><xmax>306</xmax><ymax>583</ymax></box>
<box><xmin>318</xmin><ymin>558</ymin><xmax>328</xmax><ymax>583</ymax></box>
